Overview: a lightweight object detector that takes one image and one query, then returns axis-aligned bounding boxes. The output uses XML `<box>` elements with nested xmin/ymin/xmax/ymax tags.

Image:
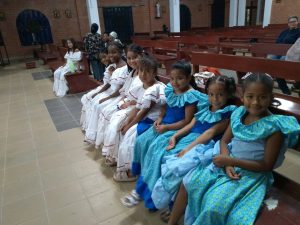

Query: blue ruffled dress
<box><xmin>151</xmin><ymin>104</ymin><xmax>237</xmax><ymax>210</ymax></box>
<box><xmin>183</xmin><ymin>106</ymin><xmax>300</xmax><ymax>225</ymax></box>
<box><xmin>131</xmin><ymin>83</ymin><xmax>206</xmax><ymax>176</ymax></box>
<box><xmin>135</xmin><ymin>101</ymin><xmax>236</xmax><ymax>210</ymax></box>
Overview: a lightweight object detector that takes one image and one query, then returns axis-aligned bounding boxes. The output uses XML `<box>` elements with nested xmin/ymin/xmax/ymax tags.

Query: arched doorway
<box><xmin>16</xmin><ymin>9</ymin><xmax>53</xmax><ymax>46</ymax></box>
<box><xmin>180</xmin><ymin>4</ymin><xmax>191</xmax><ymax>31</ymax></box>
<box><xmin>211</xmin><ymin>0</ymin><xmax>225</xmax><ymax>28</ymax></box>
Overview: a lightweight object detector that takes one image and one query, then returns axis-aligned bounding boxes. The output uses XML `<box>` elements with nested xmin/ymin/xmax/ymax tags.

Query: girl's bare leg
<box><xmin>168</xmin><ymin>183</ymin><xmax>188</xmax><ymax>225</ymax></box>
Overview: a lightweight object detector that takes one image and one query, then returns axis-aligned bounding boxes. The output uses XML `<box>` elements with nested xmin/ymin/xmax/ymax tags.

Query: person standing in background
<box><xmin>84</xmin><ymin>23</ymin><xmax>104</xmax><ymax>81</ymax></box>
<box><xmin>269</xmin><ymin>16</ymin><xmax>300</xmax><ymax>95</ymax></box>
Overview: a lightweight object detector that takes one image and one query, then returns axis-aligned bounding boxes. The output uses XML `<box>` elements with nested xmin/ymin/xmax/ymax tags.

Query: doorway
<box><xmin>180</xmin><ymin>4</ymin><xmax>191</xmax><ymax>31</ymax></box>
<box><xmin>211</xmin><ymin>0</ymin><xmax>225</xmax><ymax>28</ymax></box>
<box><xmin>103</xmin><ymin>7</ymin><xmax>134</xmax><ymax>44</ymax></box>
<box><xmin>16</xmin><ymin>9</ymin><xmax>53</xmax><ymax>46</ymax></box>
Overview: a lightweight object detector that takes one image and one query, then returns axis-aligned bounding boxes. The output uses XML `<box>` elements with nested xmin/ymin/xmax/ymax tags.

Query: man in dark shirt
<box><xmin>84</xmin><ymin>23</ymin><xmax>104</xmax><ymax>81</ymax></box>
<box><xmin>270</xmin><ymin>16</ymin><xmax>300</xmax><ymax>95</ymax></box>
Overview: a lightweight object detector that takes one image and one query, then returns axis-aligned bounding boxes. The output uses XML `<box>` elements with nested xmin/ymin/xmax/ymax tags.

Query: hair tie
<box><xmin>242</xmin><ymin>72</ymin><xmax>273</xmax><ymax>80</ymax></box>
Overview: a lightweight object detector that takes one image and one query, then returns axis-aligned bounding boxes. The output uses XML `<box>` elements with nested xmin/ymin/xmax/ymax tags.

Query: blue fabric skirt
<box><xmin>183</xmin><ymin>165</ymin><xmax>273</xmax><ymax>225</ymax></box>
<box><xmin>151</xmin><ymin>140</ymin><xmax>216</xmax><ymax>209</ymax></box>
<box><xmin>135</xmin><ymin>132</ymin><xmax>200</xmax><ymax>210</ymax></box>
<box><xmin>132</xmin><ymin>127</ymin><xmax>175</xmax><ymax>176</ymax></box>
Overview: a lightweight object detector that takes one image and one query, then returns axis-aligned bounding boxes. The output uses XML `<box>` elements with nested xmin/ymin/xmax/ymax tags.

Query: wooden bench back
<box><xmin>250</xmin><ymin>43</ymin><xmax>292</xmax><ymax>57</ymax></box>
<box><xmin>191</xmin><ymin>52</ymin><xmax>300</xmax><ymax>125</ymax></box>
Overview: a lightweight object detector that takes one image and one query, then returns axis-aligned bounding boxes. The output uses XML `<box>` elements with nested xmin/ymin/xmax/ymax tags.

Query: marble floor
<box><xmin>0</xmin><ymin>60</ymin><xmax>299</xmax><ymax>225</ymax></box>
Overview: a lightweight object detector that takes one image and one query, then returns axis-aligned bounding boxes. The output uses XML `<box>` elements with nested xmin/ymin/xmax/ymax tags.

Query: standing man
<box><xmin>84</xmin><ymin>23</ymin><xmax>104</xmax><ymax>81</ymax></box>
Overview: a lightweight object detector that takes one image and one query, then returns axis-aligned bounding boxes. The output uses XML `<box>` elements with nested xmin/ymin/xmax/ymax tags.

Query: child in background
<box><xmin>94</xmin><ymin>44</ymin><xmax>144</xmax><ymax>155</ymax></box>
<box><xmin>84</xmin><ymin>42</ymin><xmax>127</xmax><ymax>143</ymax></box>
<box><xmin>168</xmin><ymin>73</ymin><xmax>300</xmax><ymax>225</ymax></box>
<box><xmin>151</xmin><ymin>75</ymin><xmax>236</xmax><ymax>217</ymax></box>
<box><xmin>53</xmin><ymin>38</ymin><xmax>82</xmax><ymax>97</ymax></box>
<box><xmin>80</xmin><ymin>48</ymin><xmax>110</xmax><ymax>130</ymax></box>
<box><xmin>113</xmin><ymin>55</ymin><xmax>166</xmax><ymax>182</ymax></box>
<box><xmin>121</xmin><ymin>60</ymin><xmax>206</xmax><ymax>207</ymax></box>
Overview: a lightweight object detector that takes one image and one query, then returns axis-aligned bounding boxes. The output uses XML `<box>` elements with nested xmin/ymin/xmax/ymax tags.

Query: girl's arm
<box><xmin>120</xmin><ymin>101</ymin><xmax>155</xmax><ymax>135</ymax></box>
<box><xmin>154</xmin><ymin>104</ymin><xmax>167</xmax><ymax>127</ymax></box>
<box><xmin>156</xmin><ymin>104</ymin><xmax>197</xmax><ymax>133</ymax></box>
<box><xmin>91</xmin><ymin>83</ymin><xmax>111</xmax><ymax>98</ymax></box>
<box><xmin>177</xmin><ymin>119</ymin><xmax>230</xmax><ymax>157</ymax></box>
<box><xmin>99</xmin><ymin>86</ymin><xmax>122</xmax><ymax>104</ymax></box>
<box><xmin>166</xmin><ymin>118</ymin><xmax>197</xmax><ymax>150</ymax></box>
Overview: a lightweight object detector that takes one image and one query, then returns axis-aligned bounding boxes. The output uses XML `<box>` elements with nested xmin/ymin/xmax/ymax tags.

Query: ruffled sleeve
<box><xmin>109</xmin><ymin>65</ymin><xmax>129</xmax><ymax>86</ymax></box>
<box><xmin>68</xmin><ymin>51</ymin><xmax>82</xmax><ymax>61</ymax></box>
<box><xmin>164</xmin><ymin>83</ymin><xmax>207</xmax><ymax>107</ymax></box>
<box><xmin>231</xmin><ymin>106</ymin><xmax>300</xmax><ymax>147</ymax></box>
<box><xmin>195</xmin><ymin>104</ymin><xmax>237</xmax><ymax>123</ymax></box>
<box><xmin>136</xmin><ymin>82</ymin><xmax>166</xmax><ymax>109</ymax></box>
<box><xmin>126</xmin><ymin>78</ymin><xmax>143</xmax><ymax>101</ymax></box>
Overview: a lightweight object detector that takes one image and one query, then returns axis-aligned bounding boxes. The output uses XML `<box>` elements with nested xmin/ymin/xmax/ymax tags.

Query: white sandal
<box><xmin>113</xmin><ymin>171</ymin><xmax>137</xmax><ymax>182</ymax></box>
<box><xmin>121</xmin><ymin>190</ymin><xmax>141</xmax><ymax>208</ymax></box>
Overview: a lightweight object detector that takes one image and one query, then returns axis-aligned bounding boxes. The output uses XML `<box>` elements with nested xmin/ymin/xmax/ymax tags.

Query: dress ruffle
<box><xmin>231</xmin><ymin>106</ymin><xmax>300</xmax><ymax>147</ymax></box>
<box><xmin>109</xmin><ymin>65</ymin><xmax>129</xmax><ymax>86</ymax></box>
<box><xmin>164</xmin><ymin>83</ymin><xmax>207</xmax><ymax>107</ymax></box>
<box><xmin>195</xmin><ymin>103</ymin><xmax>237</xmax><ymax>123</ymax></box>
<box><xmin>136</xmin><ymin>82</ymin><xmax>166</xmax><ymax>109</ymax></box>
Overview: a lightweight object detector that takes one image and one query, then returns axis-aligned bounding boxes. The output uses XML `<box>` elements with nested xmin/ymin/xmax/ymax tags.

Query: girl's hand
<box><xmin>177</xmin><ymin>148</ymin><xmax>189</xmax><ymax>157</ymax></box>
<box><xmin>225</xmin><ymin>166</ymin><xmax>240</xmax><ymax>180</ymax></box>
<box><xmin>108</xmin><ymin>66</ymin><xmax>116</xmax><ymax>74</ymax></box>
<box><xmin>155</xmin><ymin>124</ymin><xmax>168</xmax><ymax>134</ymax></box>
<box><xmin>120</xmin><ymin>102</ymin><xmax>131</xmax><ymax>109</ymax></box>
<box><xmin>166</xmin><ymin>136</ymin><xmax>176</xmax><ymax>151</ymax></box>
<box><xmin>213</xmin><ymin>154</ymin><xmax>232</xmax><ymax>167</ymax></box>
<box><xmin>99</xmin><ymin>97</ymin><xmax>108</xmax><ymax>104</ymax></box>
<box><xmin>120</xmin><ymin>124</ymin><xmax>130</xmax><ymax>135</ymax></box>
<box><xmin>154</xmin><ymin>118</ymin><xmax>162</xmax><ymax>127</ymax></box>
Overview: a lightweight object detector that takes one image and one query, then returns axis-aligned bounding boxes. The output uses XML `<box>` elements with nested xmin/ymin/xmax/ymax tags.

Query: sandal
<box><xmin>121</xmin><ymin>190</ymin><xmax>141</xmax><ymax>208</ymax></box>
<box><xmin>160</xmin><ymin>209</ymin><xmax>171</xmax><ymax>223</ymax></box>
<box><xmin>113</xmin><ymin>171</ymin><xmax>137</xmax><ymax>182</ymax></box>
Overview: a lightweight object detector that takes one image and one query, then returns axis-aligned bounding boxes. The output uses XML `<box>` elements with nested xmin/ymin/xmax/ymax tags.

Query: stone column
<box><xmin>169</xmin><ymin>0</ymin><xmax>180</xmax><ymax>32</ymax></box>
<box><xmin>229</xmin><ymin>0</ymin><xmax>238</xmax><ymax>27</ymax></box>
<box><xmin>237</xmin><ymin>0</ymin><xmax>246</xmax><ymax>26</ymax></box>
<box><xmin>263</xmin><ymin>0</ymin><xmax>272</xmax><ymax>27</ymax></box>
<box><xmin>86</xmin><ymin>0</ymin><xmax>101</xmax><ymax>33</ymax></box>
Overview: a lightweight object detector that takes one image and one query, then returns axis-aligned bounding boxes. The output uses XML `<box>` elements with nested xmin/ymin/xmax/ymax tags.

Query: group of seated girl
<box><xmin>53</xmin><ymin>38</ymin><xmax>82</xmax><ymax>97</ymax></box>
<box><xmin>79</xmin><ymin>41</ymin><xmax>300</xmax><ymax>225</ymax></box>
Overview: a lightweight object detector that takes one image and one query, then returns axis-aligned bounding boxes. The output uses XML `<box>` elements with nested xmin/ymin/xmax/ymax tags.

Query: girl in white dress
<box><xmin>94</xmin><ymin>44</ymin><xmax>144</xmax><ymax>154</ymax></box>
<box><xmin>53</xmin><ymin>39</ymin><xmax>82</xmax><ymax>97</ymax></box>
<box><xmin>84</xmin><ymin>42</ymin><xmax>128</xmax><ymax>144</ymax></box>
<box><xmin>113</xmin><ymin>56</ymin><xmax>166</xmax><ymax>182</ymax></box>
<box><xmin>80</xmin><ymin>50</ymin><xmax>111</xmax><ymax>130</ymax></box>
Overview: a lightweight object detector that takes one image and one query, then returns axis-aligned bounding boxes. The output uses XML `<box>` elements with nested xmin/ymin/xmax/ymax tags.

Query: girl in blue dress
<box><xmin>135</xmin><ymin>76</ymin><xmax>237</xmax><ymax>211</ymax></box>
<box><xmin>167</xmin><ymin>73</ymin><xmax>300</xmax><ymax>225</ymax></box>
<box><xmin>152</xmin><ymin>75</ymin><xmax>237</xmax><ymax>212</ymax></box>
<box><xmin>121</xmin><ymin>60</ymin><xmax>205</xmax><ymax>207</ymax></box>
<box><xmin>131</xmin><ymin>60</ymin><xmax>206</xmax><ymax>176</ymax></box>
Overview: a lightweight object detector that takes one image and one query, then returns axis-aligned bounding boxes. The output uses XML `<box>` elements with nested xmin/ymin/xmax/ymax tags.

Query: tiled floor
<box><xmin>32</xmin><ymin>70</ymin><xmax>53</xmax><ymax>80</ymax></box>
<box><xmin>44</xmin><ymin>94</ymin><xmax>83</xmax><ymax>131</ymax></box>
<box><xmin>0</xmin><ymin>61</ymin><xmax>299</xmax><ymax>225</ymax></box>
<box><xmin>0</xmin><ymin>61</ymin><xmax>166</xmax><ymax>225</ymax></box>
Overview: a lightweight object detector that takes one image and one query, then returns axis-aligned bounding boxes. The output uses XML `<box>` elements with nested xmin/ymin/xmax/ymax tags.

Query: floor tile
<box><xmin>45</xmin><ymin>181</ymin><xmax>85</xmax><ymax>210</ymax></box>
<box><xmin>2</xmin><ymin>193</ymin><xmax>46</xmax><ymax>225</ymax></box>
<box><xmin>3</xmin><ymin>175</ymin><xmax>42</xmax><ymax>205</ymax></box>
<box><xmin>48</xmin><ymin>199</ymin><xmax>97</xmax><ymax>225</ymax></box>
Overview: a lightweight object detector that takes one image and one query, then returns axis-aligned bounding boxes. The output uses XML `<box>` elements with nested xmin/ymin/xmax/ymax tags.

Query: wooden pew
<box><xmin>48</xmin><ymin>46</ymin><xmax>67</xmax><ymax>72</ymax></box>
<box><xmin>65</xmin><ymin>53</ymin><xmax>99</xmax><ymax>94</ymax></box>
<box><xmin>250</xmin><ymin>43</ymin><xmax>292</xmax><ymax>57</ymax></box>
<box><xmin>152</xmin><ymin>40</ymin><xmax>180</xmax><ymax>75</ymax></box>
<box><xmin>190</xmin><ymin>52</ymin><xmax>300</xmax><ymax>225</ymax></box>
<box><xmin>37</xmin><ymin>43</ymin><xmax>59</xmax><ymax>64</ymax></box>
